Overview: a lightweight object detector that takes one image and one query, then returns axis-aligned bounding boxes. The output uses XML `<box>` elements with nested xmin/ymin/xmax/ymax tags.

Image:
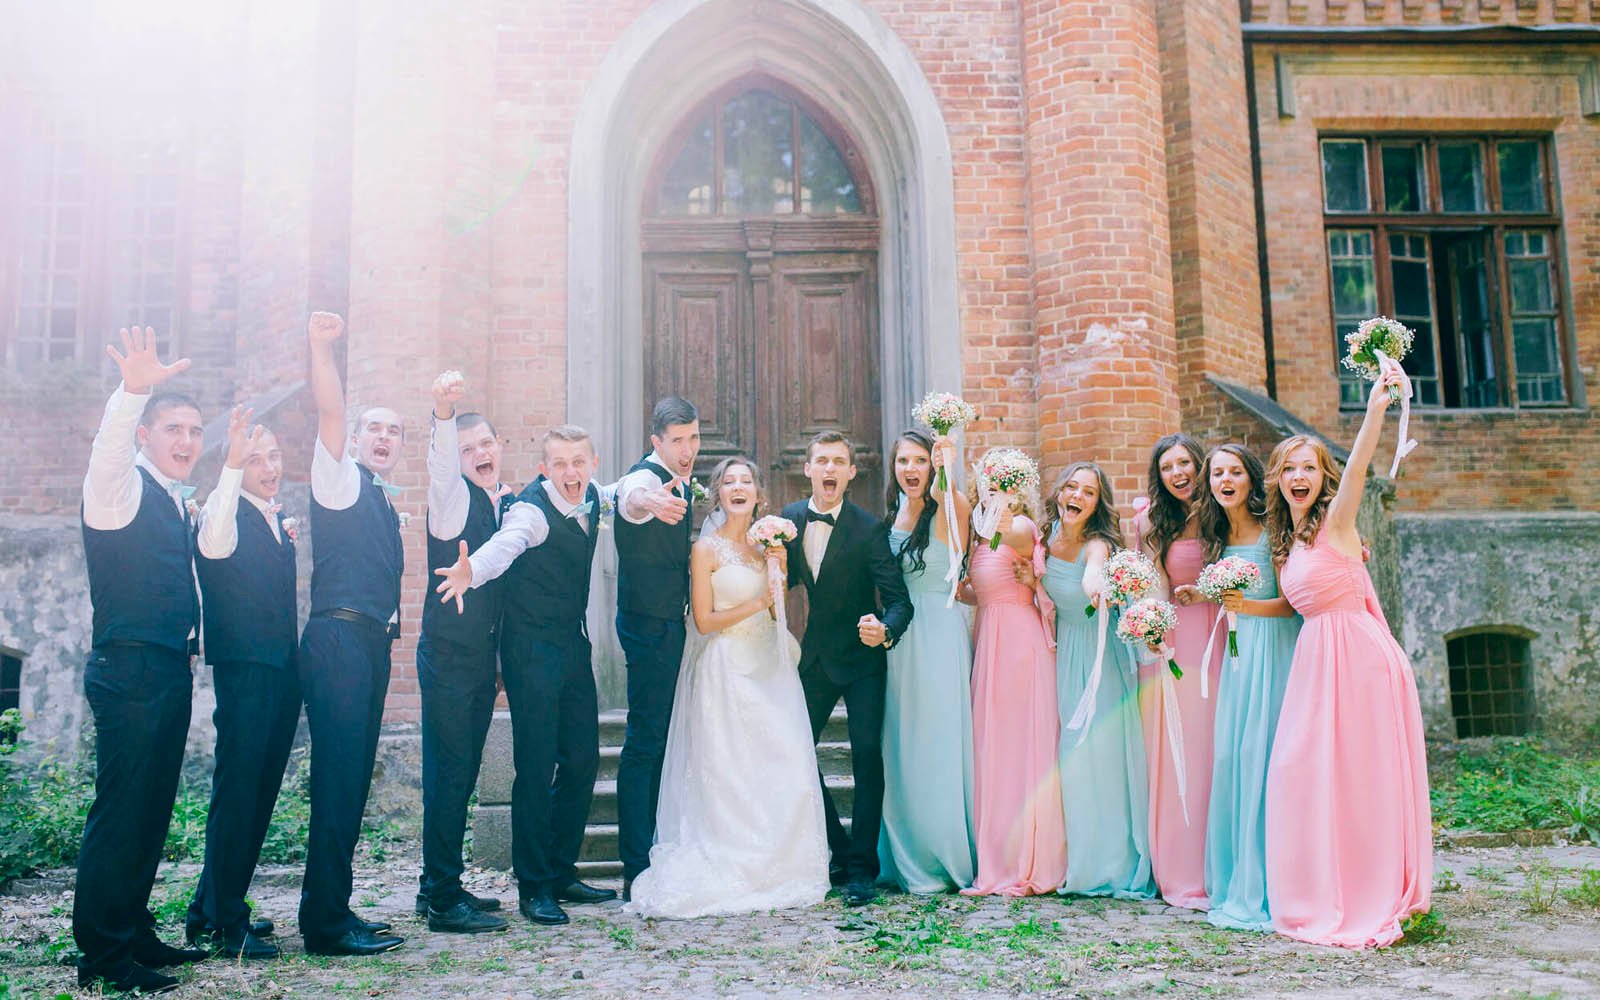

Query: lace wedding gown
<box><xmin>623</xmin><ymin>533</ymin><xmax>829</xmax><ymax>919</ymax></box>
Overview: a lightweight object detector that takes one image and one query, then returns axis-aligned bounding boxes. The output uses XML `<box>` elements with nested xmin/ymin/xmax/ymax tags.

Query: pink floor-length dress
<box><xmin>1265</xmin><ymin>535</ymin><xmax>1431</xmax><ymax>948</ymax></box>
<box><xmin>961</xmin><ymin>525</ymin><xmax>1067</xmax><ymax>897</ymax></box>
<box><xmin>1139</xmin><ymin>537</ymin><xmax>1224</xmax><ymax>910</ymax></box>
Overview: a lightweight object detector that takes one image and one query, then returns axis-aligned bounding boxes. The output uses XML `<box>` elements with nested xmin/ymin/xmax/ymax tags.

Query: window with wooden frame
<box><xmin>1319</xmin><ymin>135</ymin><xmax>1570</xmax><ymax>410</ymax></box>
<box><xmin>4</xmin><ymin>102</ymin><xmax>188</xmax><ymax>374</ymax></box>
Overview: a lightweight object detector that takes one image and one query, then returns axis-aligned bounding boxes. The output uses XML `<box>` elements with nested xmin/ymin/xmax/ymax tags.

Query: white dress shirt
<box><xmin>197</xmin><ymin>466</ymin><xmax>282</xmax><ymax>559</ymax></box>
<box><xmin>426</xmin><ymin>412</ymin><xmax>497</xmax><ymax>540</ymax></box>
<box><xmin>616</xmin><ymin>450</ymin><xmax>683</xmax><ymax>525</ymax></box>
<box><xmin>463</xmin><ymin>479</ymin><xmax>615</xmax><ymax>588</ymax></box>
<box><xmin>803</xmin><ymin>498</ymin><xmax>843</xmax><ymax>578</ymax></box>
<box><xmin>82</xmin><ymin>383</ymin><xmax>189</xmax><ymax>531</ymax></box>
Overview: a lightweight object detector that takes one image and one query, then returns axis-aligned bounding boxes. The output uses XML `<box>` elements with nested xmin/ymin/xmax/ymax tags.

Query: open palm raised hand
<box><xmin>105</xmin><ymin>326</ymin><xmax>190</xmax><ymax>394</ymax></box>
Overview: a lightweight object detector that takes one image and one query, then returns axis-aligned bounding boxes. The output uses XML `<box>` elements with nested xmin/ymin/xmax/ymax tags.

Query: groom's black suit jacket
<box><xmin>782</xmin><ymin>498</ymin><xmax>913</xmax><ymax>687</ymax></box>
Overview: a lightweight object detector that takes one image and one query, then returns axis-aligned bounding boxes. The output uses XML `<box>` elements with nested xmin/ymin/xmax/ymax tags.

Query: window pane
<box><xmin>1445</xmin><ymin>237</ymin><xmax>1498</xmax><ymax>408</ymax></box>
<box><xmin>1328</xmin><ymin>229</ymin><xmax>1376</xmax><ymax>405</ymax></box>
<box><xmin>1438</xmin><ymin>142</ymin><xmax>1486</xmax><ymax>212</ymax></box>
<box><xmin>1508</xmin><ymin>259</ymin><xmax>1553</xmax><ymax>313</ymax></box>
<box><xmin>658</xmin><ymin>114</ymin><xmax>714</xmax><ymax>215</ymax></box>
<box><xmin>1388</xmin><ymin>236</ymin><xmax>1440</xmax><ymax>407</ymax></box>
<box><xmin>721</xmin><ymin>90</ymin><xmax>794</xmax><ymax>216</ymax></box>
<box><xmin>1504</xmin><ymin>231</ymin><xmax>1566</xmax><ymax>404</ymax></box>
<box><xmin>798</xmin><ymin>114</ymin><xmax>860</xmax><ymax>214</ymax></box>
<box><xmin>1321</xmin><ymin>140</ymin><xmax>1369</xmax><ymax>212</ymax></box>
<box><xmin>1496</xmin><ymin>141</ymin><xmax>1546</xmax><ymax>213</ymax></box>
<box><xmin>1381</xmin><ymin>144</ymin><xmax>1425</xmax><ymax>212</ymax></box>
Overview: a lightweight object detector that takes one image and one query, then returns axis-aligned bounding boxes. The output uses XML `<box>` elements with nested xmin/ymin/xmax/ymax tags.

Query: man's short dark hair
<box><xmin>650</xmin><ymin>396</ymin><xmax>699</xmax><ymax>438</ymax></box>
<box><xmin>806</xmin><ymin>430</ymin><xmax>855</xmax><ymax>465</ymax></box>
<box><xmin>139</xmin><ymin>392</ymin><xmax>202</xmax><ymax>428</ymax></box>
<box><xmin>456</xmin><ymin>411</ymin><xmax>496</xmax><ymax>438</ymax></box>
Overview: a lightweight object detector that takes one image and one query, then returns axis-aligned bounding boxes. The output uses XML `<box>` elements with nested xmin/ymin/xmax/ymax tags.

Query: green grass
<box><xmin>1429</xmin><ymin>738</ymin><xmax>1600</xmax><ymax>834</ymax></box>
<box><xmin>1560</xmin><ymin>868</ymin><xmax>1600</xmax><ymax>909</ymax></box>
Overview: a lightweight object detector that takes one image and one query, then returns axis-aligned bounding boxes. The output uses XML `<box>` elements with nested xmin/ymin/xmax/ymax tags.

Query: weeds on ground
<box><xmin>1430</xmin><ymin>739</ymin><xmax>1600</xmax><ymax>833</ymax></box>
<box><xmin>1560</xmin><ymin>867</ymin><xmax>1600</xmax><ymax>909</ymax></box>
<box><xmin>1521</xmin><ymin>864</ymin><xmax>1562</xmax><ymax>914</ymax></box>
<box><xmin>1399</xmin><ymin>910</ymin><xmax>1449</xmax><ymax>945</ymax></box>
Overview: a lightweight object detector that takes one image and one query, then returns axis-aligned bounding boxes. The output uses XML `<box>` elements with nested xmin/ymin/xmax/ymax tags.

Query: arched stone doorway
<box><xmin>641</xmin><ymin>76</ymin><xmax>883</xmax><ymax>505</ymax></box>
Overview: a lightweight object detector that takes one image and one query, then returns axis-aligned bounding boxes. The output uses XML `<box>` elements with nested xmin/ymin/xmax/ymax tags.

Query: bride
<box><xmin>624</xmin><ymin>457</ymin><xmax>829</xmax><ymax>919</ymax></box>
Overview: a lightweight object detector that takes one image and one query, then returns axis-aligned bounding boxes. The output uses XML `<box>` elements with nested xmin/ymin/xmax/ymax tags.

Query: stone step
<box><xmin>594</xmin><ymin>707</ymin><xmax>849</xmax><ymax>750</ymax></box>
<box><xmin>593</xmin><ymin>740</ymin><xmax>853</xmax><ymax>785</ymax></box>
<box><xmin>582</xmin><ymin>767</ymin><xmax>855</xmax><ymax>826</ymax></box>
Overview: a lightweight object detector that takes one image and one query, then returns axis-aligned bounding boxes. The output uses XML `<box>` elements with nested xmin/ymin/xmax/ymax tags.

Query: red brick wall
<box><xmin>1246</xmin><ymin>0</ymin><xmax>1598</xmax><ymax>25</ymax></box>
<box><xmin>1252</xmin><ymin>42</ymin><xmax>1600</xmax><ymax>511</ymax></box>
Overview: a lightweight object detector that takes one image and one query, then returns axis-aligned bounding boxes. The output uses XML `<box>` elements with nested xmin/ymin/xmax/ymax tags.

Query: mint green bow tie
<box><xmin>171</xmin><ymin>483</ymin><xmax>196</xmax><ymax>500</ymax></box>
<box><xmin>371</xmin><ymin>474</ymin><xmax>403</xmax><ymax>497</ymax></box>
<box><xmin>569</xmin><ymin>501</ymin><xmax>593</xmax><ymax>517</ymax></box>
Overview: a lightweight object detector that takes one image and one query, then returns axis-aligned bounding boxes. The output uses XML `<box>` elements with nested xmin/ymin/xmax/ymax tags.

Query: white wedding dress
<box><xmin>624</xmin><ymin>533</ymin><xmax>829</xmax><ymax>919</ymax></box>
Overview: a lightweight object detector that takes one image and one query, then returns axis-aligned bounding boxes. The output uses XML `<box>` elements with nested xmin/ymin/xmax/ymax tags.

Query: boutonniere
<box><xmin>184</xmin><ymin>497</ymin><xmax>201</xmax><ymax>519</ymax></box>
<box><xmin>597</xmin><ymin>495</ymin><xmax>615</xmax><ymax>530</ymax></box>
<box><xmin>397</xmin><ymin>511</ymin><xmax>412</xmax><ymax>529</ymax></box>
<box><xmin>282</xmin><ymin>517</ymin><xmax>301</xmax><ymax>543</ymax></box>
<box><xmin>688</xmin><ymin>478</ymin><xmax>709</xmax><ymax>504</ymax></box>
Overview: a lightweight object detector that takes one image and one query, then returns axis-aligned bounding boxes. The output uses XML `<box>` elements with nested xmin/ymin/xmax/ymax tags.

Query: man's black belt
<box><xmin>314</xmin><ymin>607</ymin><xmax>401</xmax><ymax>640</ymax></box>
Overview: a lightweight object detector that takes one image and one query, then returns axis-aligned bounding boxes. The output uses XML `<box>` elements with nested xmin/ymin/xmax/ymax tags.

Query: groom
<box><xmin>783</xmin><ymin>431</ymin><xmax>913</xmax><ymax>906</ymax></box>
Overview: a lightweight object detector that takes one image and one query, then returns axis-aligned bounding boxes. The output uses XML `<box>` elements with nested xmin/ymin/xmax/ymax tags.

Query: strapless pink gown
<box><xmin>1139</xmin><ymin>538</ymin><xmax>1223</xmax><ymax>910</ymax></box>
<box><xmin>1265</xmin><ymin>535</ymin><xmax>1431</xmax><ymax>948</ymax></box>
<box><xmin>961</xmin><ymin>528</ymin><xmax>1066</xmax><ymax>897</ymax></box>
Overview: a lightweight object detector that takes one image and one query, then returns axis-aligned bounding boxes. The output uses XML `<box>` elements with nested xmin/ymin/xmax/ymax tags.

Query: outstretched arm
<box><xmin>1325</xmin><ymin>366</ymin><xmax>1405</xmax><ymax>557</ymax></box>
<box><xmin>432</xmin><ymin>502</ymin><xmax>551</xmax><ymax>611</ymax></box>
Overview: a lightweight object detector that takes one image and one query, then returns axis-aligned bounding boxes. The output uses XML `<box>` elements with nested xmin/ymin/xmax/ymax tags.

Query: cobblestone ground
<box><xmin>3</xmin><ymin>843</ymin><xmax>1597</xmax><ymax>999</ymax></box>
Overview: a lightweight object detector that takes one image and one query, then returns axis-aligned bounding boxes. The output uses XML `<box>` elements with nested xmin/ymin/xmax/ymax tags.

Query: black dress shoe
<box><xmin>214</xmin><ymin>928</ymin><xmax>279</xmax><ymax>960</ymax></box>
<box><xmin>518</xmin><ymin>892</ymin><xmax>569</xmax><ymax>926</ymax></box>
<box><xmin>360</xmin><ymin>919</ymin><xmax>394</xmax><ymax>934</ymax></box>
<box><xmin>251</xmin><ymin>917</ymin><xmax>275</xmax><ymax>938</ymax></box>
<box><xmin>428</xmin><ymin>899</ymin><xmax>509</xmax><ymax>934</ymax></box>
<box><xmin>133</xmin><ymin>939</ymin><xmax>210</xmax><ymax>968</ymax></box>
<box><xmin>843</xmin><ymin>878</ymin><xmax>879</xmax><ymax>907</ymax></box>
<box><xmin>621</xmin><ymin>878</ymin><xmax>632</xmax><ymax>903</ymax></box>
<box><xmin>415</xmin><ymin>887</ymin><xmax>501</xmax><ymax>915</ymax></box>
<box><xmin>556</xmin><ymin>880</ymin><xmax>618</xmax><ymax>904</ymax></box>
<box><xmin>304</xmin><ymin>927</ymin><xmax>405</xmax><ymax>957</ymax></box>
<box><xmin>190</xmin><ymin>916</ymin><xmax>276</xmax><ymax>944</ymax></box>
<box><xmin>78</xmin><ymin>962</ymin><xmax>179</xmax><ymax>994</ymax></box>
<box><xmin>828</xmin><ymin>863</ymin><xmax>848</xmax><ymax>887</ymax></box>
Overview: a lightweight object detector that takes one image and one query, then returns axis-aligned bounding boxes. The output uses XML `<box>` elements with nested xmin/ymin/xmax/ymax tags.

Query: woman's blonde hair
<box><xmin>1264</xmin><ymin>434</ymin><xmax>1342</xmax><ymax>567</ymax></box>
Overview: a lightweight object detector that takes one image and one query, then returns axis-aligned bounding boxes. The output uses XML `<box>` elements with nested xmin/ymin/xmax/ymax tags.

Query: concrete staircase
<box><xmin>472</xmin><ymin>708</ymin><xmax>854</xmax><ymax>876</ymax></box>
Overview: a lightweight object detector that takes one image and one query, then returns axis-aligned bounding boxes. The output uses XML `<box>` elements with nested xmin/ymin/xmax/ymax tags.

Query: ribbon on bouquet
<box><xmin>1063</xmin><ymin>599</ymin><xmax>1109</xmax><ymax>747</ymax></box>
<box><xmin>1153</xmin><ymin>640</ymin><xmax>1190</xmax><ymax>826</ymax></box>
<box><xmin>765</xmin><ymin>550</ymin><xmax>788</xmax><ymax>664</ymax></box>
<box><xmin>1195</xmin><ymin>609</ymin><xmax>1238</xmax><ymax>701</ymax></box>
<box><xmin>970</xmin><ymin>470</ymin><xmax>1004</xmax><ymax>552</ymax></box>
<box><xmin>1374</xmin><ymin>349</ymin><xmax>1419</xmax><ymax>478</ymax></box>
<box><xmin>941</xmin><ymin>479</ymin><xmax>966</xmax><ymax>608</ymax></box>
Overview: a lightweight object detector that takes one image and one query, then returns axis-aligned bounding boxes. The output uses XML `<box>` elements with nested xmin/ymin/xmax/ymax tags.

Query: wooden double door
<box><xmin>643</xmin><ymin>218</ymin><xmax>883</xmax><ymax>514</ymax></box>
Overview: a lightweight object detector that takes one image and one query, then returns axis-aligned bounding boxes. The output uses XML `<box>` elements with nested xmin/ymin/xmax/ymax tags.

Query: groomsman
<box><xmin>783</xmin><ymin>430</ymin><xmax>913</xmax><ymax>907</ymax></box>
<box><xmin>434</xmin><ymin>425</ymin><xmax>615</xmax><ymax>925</ymax></box>
<box><xmin>612</xmin><ymin>398</ymin><xmax>700</xmax><ymax>898</ymax></box>
<box><xmin>73</xmin><ymin>327</ymin><xmax>209</xmax><ymax>994</ymax></box>
<box><xmin>414</xmin><ymin>372</ymin><xmax>509</xmax><ymax>934</ymax></box>
<box><xmin>296</xmin><ymin>312</ymin><xmax>405</xmax><ymax>956</ymax></box>
<box><xmin>183</xmin><ymin>410</ymin><xmax>299</xmax><ymax>960</ymax></box>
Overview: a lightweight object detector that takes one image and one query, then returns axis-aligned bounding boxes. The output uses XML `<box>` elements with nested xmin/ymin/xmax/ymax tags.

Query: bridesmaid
<box><xmin>1263</xmin><ymin>369</ymin><xmax>1431</xmax><ymax>949</ymax></box>
<box><xmin>1192</xmin><ymin>444</ymin><xmax>1300</xmax><ymax>931</ymax></box>
<box><xmin>877</xmin><ymin>430</ymin><xmax>978</xmax><ymax>893</ymax></box>
<box><xmin>1036</xmin><ymin>462</ymin><xmax>1156</xmax><ymax>900</ymax></box>
<box><xmin>1134</xmin><ymin>432</ymin><xmax>1223</xmax><ymax>910</ymax></box>
<box><xmin>961</xmin><ymin>454</ymin><xmax>1066</xmax><ymax>897</ymax></box>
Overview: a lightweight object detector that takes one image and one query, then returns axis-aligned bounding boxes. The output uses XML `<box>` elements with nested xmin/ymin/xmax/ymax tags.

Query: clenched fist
<box><xmin>308</xmin><ymin>311</ymin><xmax>345</xmax><ymax>345</ymax></box>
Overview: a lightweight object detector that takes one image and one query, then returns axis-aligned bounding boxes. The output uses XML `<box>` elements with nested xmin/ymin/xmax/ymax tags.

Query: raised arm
<box><xmin>1325</xmin><ymin>366</ymin><xmax>1405</xmax><ymax>555</ymax></box>
<box><xmin>931</xmin><ymin>434</ymin><xmax>972</xmax><ymax>541</ymax></box>
<box><xmin>83</xmin><ymin>327</ymin><xmax>192</xmax><ymax>531</ymax></box>
<box><xmin>426</xmin><ymin>372</ymin><xmax>470</xmax><ymax>540</ymax></box>
<box><xmin>1081</xmin><ymin>539</ymin><xmax>1111</xmax><ymax>604</ymax></box>
<box><xmin>197</xmin><ymin>406</ymin><xmax>261</xmax><ymax>560</ymax></box>
<box><xmin>307</xmin><ymin>312</ymin><xmax>347</xmax><ymax>460</ymax></box>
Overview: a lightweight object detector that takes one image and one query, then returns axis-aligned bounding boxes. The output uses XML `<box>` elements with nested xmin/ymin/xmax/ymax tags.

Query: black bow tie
<box><xmin>806</xmin><ymin>509</ymin><xmax>837</xmax><ymax>527</ymax></box>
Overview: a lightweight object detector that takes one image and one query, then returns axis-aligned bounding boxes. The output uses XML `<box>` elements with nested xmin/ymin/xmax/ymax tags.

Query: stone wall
<box><xmin>1396</xmin><ymin>511</ymin><xmax>1600</xmax><ymax>742</ymax></box>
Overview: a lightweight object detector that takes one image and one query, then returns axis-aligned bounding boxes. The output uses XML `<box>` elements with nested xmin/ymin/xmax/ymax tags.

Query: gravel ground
<box><xmin>2</xmin><ymin>842</ymin><xmax>1597</xmax><ymax>999</ymax></box>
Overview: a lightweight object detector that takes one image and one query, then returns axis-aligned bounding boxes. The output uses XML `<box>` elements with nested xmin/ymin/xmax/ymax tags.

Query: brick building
<box><xmin>2</xmin><ymin>0</ymin><xmax>1597</xmax><ymax>765</ymax></box>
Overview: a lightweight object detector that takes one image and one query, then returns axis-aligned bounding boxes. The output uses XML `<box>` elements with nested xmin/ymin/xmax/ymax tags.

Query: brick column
<box><xmin>1020</xmin><ymin>0</ymin><xmax>1179</xmax><ymax>496</ymax></box>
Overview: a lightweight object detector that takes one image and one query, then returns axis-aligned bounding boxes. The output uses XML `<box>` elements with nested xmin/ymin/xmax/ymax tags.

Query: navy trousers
<box><xmin>296</xmin><ymin>616</ymin><xmax>391</xmax><ymax>941</ymax></box>
<box><xmin>613</xmin><ymin>612</ymin><xmax>686</xmax><ymax>881</ymax></box>
<box><xmin>186</xmin><ymin>659</ymin><xmax>301</xmax><ymax>937</ymax></box>
<box><xmin>415</xmin><ymin>634</ymin><xmax>498</xmax><ymax>909</ymax></box>
<box><xmin>72</xmin><ymin>644</ymin><xmax>192</xmax><ymax>977</ymax></box>
<box><xmin>500</xmin><ymin>629</ymin><xmax>599</xmax><ymax>898</ymax></box>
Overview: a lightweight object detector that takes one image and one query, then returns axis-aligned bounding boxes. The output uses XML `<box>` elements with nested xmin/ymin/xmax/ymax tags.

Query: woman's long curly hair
<box><xmin>1141</xmin><ymin>432</ymin><xmax>1206</xmax><ymax>568</ymax></box>
<box><xmin>1196</xmin><ymin>443</ymin><xmax>1268</xmax><ymax>564</ymax></box>
<box><xmin>1264</xmin><ymin>434</ymin><xmax>1342</xmax><ymax>568</ymax></box>
<box><xmin>1042</xmin><ymin>461</ymin><xmax>1123</xmax><ymax>553</ymax></box>
<box><xmin>881</xmin><ymin>430</ymin><xmax>939</xmax><ymax>575</ymax></box>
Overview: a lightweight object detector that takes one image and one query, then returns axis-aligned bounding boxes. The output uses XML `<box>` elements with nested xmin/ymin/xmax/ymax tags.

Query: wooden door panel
<box><xmin>642</xmin><ymin>255</ymin><xmax>753</xmax><ymax>478</ymax></box>
<box><xmin>766</xmin><ymin>253</ymin><xmax>881</xmax><ymax>513</ymax></box>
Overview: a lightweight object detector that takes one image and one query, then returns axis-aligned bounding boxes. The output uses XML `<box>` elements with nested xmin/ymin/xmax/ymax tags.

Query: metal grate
<box><xmin>0</xmin><ymin>653</ymin><xmax>19</xmax><ymax>746</ymax></box>
<box><xmin>1447</xmin><ymin>631</ymin><xmax>1533</xmax><ymax>738</ymax></box>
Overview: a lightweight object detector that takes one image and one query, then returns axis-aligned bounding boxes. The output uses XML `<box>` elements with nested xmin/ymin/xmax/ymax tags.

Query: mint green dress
<box><xmin>1043</xmin><ymin>548</ymin><xmax>1156</xmax><ymax>899</ymax></box>
<box><xmin>877</xmin><ymin>527</ymin><xmax>978</xmax><ymax>892</ymax></box>
<box><xmin>1205</xmin><ymin>535</ymin><xmax>1302</xmax><ymax>930</ymax></box>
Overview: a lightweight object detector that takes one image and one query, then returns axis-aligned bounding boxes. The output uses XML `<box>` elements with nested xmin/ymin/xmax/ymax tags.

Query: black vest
<box><xmin>501</xmin><ymin>479</ymin><xmax>600</xmax><ymax>644</ymax></box>
<box><xmin>421</xmin><ymin>478</ymin><xmax>508</xmax><ymax>653</ymax></box>
<box><xmin>198</xmin><ymin>498</ymin><xmax>297</xmax><ymax>669</ymax></box>
<box><xmin>81</xmin><ymin>466</ymin><xmax>199</xmax><ymax>653</ymax></box>
<box><xmin>613</xmin><ymin>458</ymin><xmax>691</xmax><ymax>620</ymax></box>
<box><xmin>308</xmin><ymin>463</ymin><xmax>404</xmax><ymax>624</ymax></box>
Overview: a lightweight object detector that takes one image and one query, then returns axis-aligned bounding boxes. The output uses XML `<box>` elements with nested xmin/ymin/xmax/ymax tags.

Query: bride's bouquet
<box><xmin>1118</xmin><ymin>598</ymin><xmax>1182</xmax><ymax>680</ymax></box>
<box><xmin>1197</xmin><ymin>556</ymin><xmax>1261</xmax><ymax>658</ymax></box>
<box><xmin>748</xmin><ymin>515</ymin><xmax>799</xmax><ymax>657</ymax></box>
<box><xmin>972</xmin><ymin>448</ymin><xmax>1040</xmax><ymax>551</ymax></box>
<box><xmin>910</xmin><ymin>391</ymin><xmax>977</xmax><ymax>493</ymax></box>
